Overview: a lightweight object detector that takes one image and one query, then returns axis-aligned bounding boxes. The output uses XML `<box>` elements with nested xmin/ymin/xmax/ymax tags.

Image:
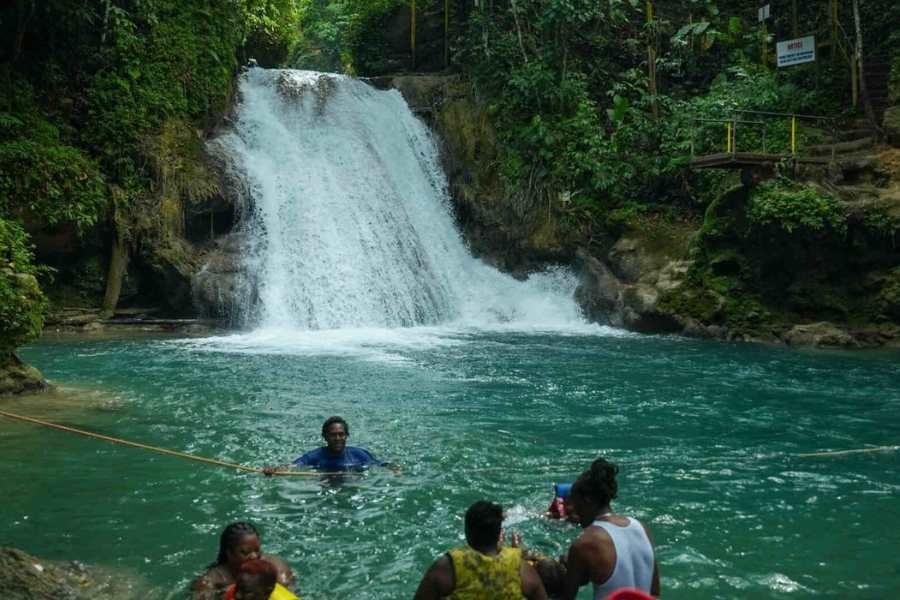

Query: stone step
<box><xmin>835</xmin><ymin>184</ymin><xmax>884</xmax><ymax>197</ymax></box>
<box><xmin>807</xmin><ymin>136</ymin><xmax>874</xmax><ymax>156</ymax></box>
<box><xmin>835</xmin><ymin>128</ymin><xmax>875</xmax><ymax>141</ymax></box>
<box><xmin>835</xmin><ymin>154</ymin><xmax>879</xmax><ymax>172</ymax></box>
<box><xmin>113</xmin><ymin>307</ymin><xmax>160</xmax><ymax>316</ymax></box>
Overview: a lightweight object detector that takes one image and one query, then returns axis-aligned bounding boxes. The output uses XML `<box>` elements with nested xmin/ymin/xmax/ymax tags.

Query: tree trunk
<box><xmin>101</xmin><ymin>201</ymin><xmax>130</xmax><ymax>319</ymax></box>
<box><xmin>509</xmin><ymin>0</ymin><xmax>529</xmax><ymax>64</ymax></box>
<box><xmin>852</xmin><ymin>0</ymin><xmax>880</xmax><ymax>135</ymax></box>
<box><xmin>101</xmin><ymin>0</ymin><xmax>112</xmax><ymax>44</ymax></box>
<box><xmin>646</xmin><ymin>1</ymin><xmax>658</xmax><ymax>119</ymax></box>
<box><xmin>12</xmin><ymin>0</ymin><xmax>36</xmax><ymax>63</ymax></box>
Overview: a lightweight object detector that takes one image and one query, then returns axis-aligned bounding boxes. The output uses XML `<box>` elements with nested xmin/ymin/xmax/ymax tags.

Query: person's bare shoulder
<box><xmin>572</xmin><ymin>526</ymin><xmax>610</xmax><ymax>555</ymax></box>
<box><xmin>190</xmin><ymin>565</ymin><xmax>229</xmax><ymax>599</ymax></box>
<box><xmin>519</xmin><ymin>558</ymin><xmax>549</xmax><ymax>600</ymax></box>
<box><xmin>572</xmin><ymin>526</ymin><xmax>617</xmax><ymax>584</ymax></box>
<box><xmin>431</xmin><ymin>554</ymin><xmax>454</xmax><ymax>591</ymax></box>
<box><xmin>414</xmin><ymin>554</ymin><xmax>454</xmax><ymax>600</ymax></box>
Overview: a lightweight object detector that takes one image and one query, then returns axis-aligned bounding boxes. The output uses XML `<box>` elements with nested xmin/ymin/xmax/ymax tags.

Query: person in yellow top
<box><xmin>223</xmin><ymin>559</ymin><xmax>299</xmax><ymax>600</ymax></box>
<box><xmin>191</xmin><ymin>522</ymin><xmax>296</xmax><ymax>600</ymax></box>
<box><xmin>414</xmin><ymin>501</ymin><xmax>548</xmax><ymax>600</ymax></box>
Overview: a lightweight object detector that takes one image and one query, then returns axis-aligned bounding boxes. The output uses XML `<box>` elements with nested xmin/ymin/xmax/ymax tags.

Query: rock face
<box><xmin>0</xmin><ymin>546</ymin><xmax>146</xmax><ymax>599</ymax></box>
<box><xmin>0</xmin><ymin>354</ymin><xmax>46</xmax><ymax>396</ymax></box>
<box><xmin>783</xmin><ymin>322</ymin><xmax>859</xmax><ymax>348</ymax></box>
<box><xmin>574</xmin><ymin>245</ymin><xmax>688</xmax><ymax>334</ymax></box>
<box><xmin>574</xmin><ymin>250</ymin><xmax>625</xmax><ymax>327</ymax></box>
<box><xmin>191</xmin><ymin>233</ymin><xmax>246</xmax><ymax>323</ymax></box>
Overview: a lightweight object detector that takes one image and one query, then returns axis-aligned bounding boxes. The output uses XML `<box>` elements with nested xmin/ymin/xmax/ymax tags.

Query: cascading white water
<box><xmin>211</xmin><ymin>69</ymin><xmax>586</xmax><ymax>331</ymax></box>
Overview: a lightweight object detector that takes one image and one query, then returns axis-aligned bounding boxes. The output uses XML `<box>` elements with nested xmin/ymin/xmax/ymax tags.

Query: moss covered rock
<box><xmin>0</xmin><ymin>546</ymin><xmax>147</xmax><ymax>599</ymax></box>
<box><xmin>656</xmin><ymin>176</ymin><xmax>900</xmax><ymax>346</ymax></box>
<box><xmin>782</xmin><ymin>322</ymin><xmax>858</xmax><ymax>348</ymax></box>
<box><xmin>0</xmin><ymin>354</ymin><xmax>45</xmax><ymax>395</ymax></box>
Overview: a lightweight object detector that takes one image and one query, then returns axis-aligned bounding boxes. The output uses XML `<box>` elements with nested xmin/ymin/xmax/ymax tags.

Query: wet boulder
<box><xmin>0</xmin><ymin>547</ymin><xmax>109</xmax><ymax>599</ymax></box>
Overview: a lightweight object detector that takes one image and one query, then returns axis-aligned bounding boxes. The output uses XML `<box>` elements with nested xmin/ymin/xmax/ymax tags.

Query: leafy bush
<box><xmin>748</xmin><ymin>180</ymin><xmax>846</xmax><ymax>235</ymax></box>
<box><xmin>0</xmin><ymin>219</ymin><xmax>47</xmax><ymax>356</ymax></box>
<box><xmin>342</xmin><ymin>0</ymin><xmax>405</xmax><ymax>74</ymax></box>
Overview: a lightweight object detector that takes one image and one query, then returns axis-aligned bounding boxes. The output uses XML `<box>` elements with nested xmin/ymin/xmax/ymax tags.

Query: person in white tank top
<box><xmin>557</xmin><ymin>458</ymin><xmax>660</xmax><ymax>599</ymax></box>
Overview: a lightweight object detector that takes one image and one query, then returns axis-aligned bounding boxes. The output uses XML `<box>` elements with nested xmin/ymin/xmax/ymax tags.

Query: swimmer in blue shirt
<box><xmin>264</xmin><ymin>416</ymin><xmax>394</xmax><ymax>474</ymax></box>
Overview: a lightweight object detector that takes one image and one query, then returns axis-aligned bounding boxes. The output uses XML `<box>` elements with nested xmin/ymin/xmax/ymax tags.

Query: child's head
<box><xmin>234</xmin><ymin>559</ymin><xmax>278</xmax><ymax>600</ymax></box>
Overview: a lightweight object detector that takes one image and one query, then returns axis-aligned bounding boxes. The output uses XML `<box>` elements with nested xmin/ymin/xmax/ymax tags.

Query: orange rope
<box><xmin>796</xmin><ymin>445</ymin><xmax>900</xmax><ymax>458</ymax></box>
<box><xmin>0</xmin><ymin>409</ymin><xmax>323</xmax><ymax>477</ymax></box>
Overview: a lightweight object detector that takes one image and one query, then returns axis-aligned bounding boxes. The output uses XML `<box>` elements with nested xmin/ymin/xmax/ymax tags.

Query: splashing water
<box><xmin>209</xmin><ymin>70</ymin><xmax>588</xmax><ymax>335</ymax></box>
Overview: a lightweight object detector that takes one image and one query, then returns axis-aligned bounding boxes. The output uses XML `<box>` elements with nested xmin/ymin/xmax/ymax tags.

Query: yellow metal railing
<box><xmin>691</xmin><ymin>110</ymin><xmax>837</xmax><ymax>161</ymax></box>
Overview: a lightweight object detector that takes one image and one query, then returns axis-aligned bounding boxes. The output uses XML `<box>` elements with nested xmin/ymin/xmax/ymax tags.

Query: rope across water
<box><xmin>0</xmin><ymin>410</ymin><xmax>326</xmax><ymax>477</ymax></box>
<box><xmin>1</xmin><ymin>410</ymin><xmax>896</xmax><ymax>476</ymax></box>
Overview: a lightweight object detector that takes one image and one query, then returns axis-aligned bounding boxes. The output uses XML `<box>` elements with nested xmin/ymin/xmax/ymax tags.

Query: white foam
<box><xmin>174</xmin><ymin>321</ymin><xmax>628</xmax><ymax>362</ymax></box>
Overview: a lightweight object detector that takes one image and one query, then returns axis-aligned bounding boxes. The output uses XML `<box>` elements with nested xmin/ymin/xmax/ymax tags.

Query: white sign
<box><xmin>758</xmin><ymin>4</ymin><xmax>770</xmax><ymax>21</ymax></box>
<box><xmin>777</xmin><ymin>35</ymin><xmax>815</xmax><ymax>67</ymax></box>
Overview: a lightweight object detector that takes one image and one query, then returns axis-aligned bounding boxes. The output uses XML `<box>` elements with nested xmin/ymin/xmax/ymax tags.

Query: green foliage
<box><xmin>0</xmin><ymin>70</ymin><xmax>107</xmax><ymax>229</ymax></box>
<box><xmin>861</xmin><ymin>207</ymin><xmax>900</xmax><ymax>240</ymax></box>
<box><xmin>458</xmin><ymin>2</ymin><xmax>678</xmax><ymax>225</ymax></box>
<box><xmin>287</xmin><ymin>0</ymin><xmax>406</xmax><ymax>73</ymax></box>
<box><xmin>290</xmin><ymin>0</ymin><xmax>353</xmax><ymax>71</ymax></box>
<box><xmin>239</xmin><ymin>0</ymin><xmax>305</xmax><ymax>58</ymax></box>
<box><xmin>80</xmin><ymin>2</ymin><xmax>246</xmax><ymax>180</ymax></box>
<box><xmin>0</xmin><ymin>0</ymin><xmax>307</xmax><ymax>357</ymax></box>
<box><xmin>682</xmin><ymin>63</ymin><xmax>824</xmax><ymax>156</ymax></box>
<box><xmin>748</xmin><ymin>180</ymin><xmax>847</xmax><ymax>236</ymax></box>
<box><xmin>0</xmin><ymin>219</ymin><xmax>47</xmax><ymax>355</ymax></box>
<box><xmin>454</xmin><ymin>2</ymin><xmax>840</xmax><ymax>237</ymax></box>
<box><xmin>890</xmin><ymin>55</ymin><xmax>900</xmax><ymax>105</ymax></box>
<box><xmin>342</xmin><ymin>0</ymin><xmax>405</xmax><ymax>74</ymax></box>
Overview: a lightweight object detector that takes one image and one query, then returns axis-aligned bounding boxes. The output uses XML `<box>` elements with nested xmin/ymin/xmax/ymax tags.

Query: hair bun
<box><xmin>573</xmin><ymin>457</ymin><xmax>619</xmax><ymax>506</ymax></box>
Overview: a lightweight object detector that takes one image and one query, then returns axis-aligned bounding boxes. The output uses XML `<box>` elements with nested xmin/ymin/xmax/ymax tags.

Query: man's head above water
<box><xmin>464</xmin><ymin>500</ymin><xmax>504</xmax><ymax>550</ymax></box>
<box><xmin>321</xmin><ymin>416</ymin><xmax>349</xmax><ymax>455</ymax></box>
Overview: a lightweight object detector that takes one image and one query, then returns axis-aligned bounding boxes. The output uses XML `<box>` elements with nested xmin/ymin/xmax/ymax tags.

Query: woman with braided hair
<box><xmin>558</xmin><ymin>458</ymin><xmax>660</xmax><ymax>599</ymax></box>
<box><xmin>191</xmin><ymin>521</ymin><xmax>296</xmax><ymax>599</ymax></box>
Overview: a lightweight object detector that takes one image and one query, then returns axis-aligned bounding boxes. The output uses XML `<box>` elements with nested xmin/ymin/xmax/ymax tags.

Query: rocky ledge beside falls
<box><xmin>0</xmin><ymin>547</ymin><xmax>149</xmax><ymax>600</ymax></box>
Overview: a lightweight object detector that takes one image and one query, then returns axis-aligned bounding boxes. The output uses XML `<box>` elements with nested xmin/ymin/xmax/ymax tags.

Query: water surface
<box><xmin>4</xmin><ymin>329</ymin><xmax>900</xmax><ymax>599</ymax></box>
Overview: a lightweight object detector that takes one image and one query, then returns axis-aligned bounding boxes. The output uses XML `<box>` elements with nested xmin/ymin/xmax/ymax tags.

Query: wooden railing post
<box><xmin>732</xmin><ymin>120</ymin><xmax>738</xmax><ymax>154</ymax></box>
<box><xmin>791</xmin><ymin>114</ymin><xmax>797</xmax><ymax>156</ymax></box>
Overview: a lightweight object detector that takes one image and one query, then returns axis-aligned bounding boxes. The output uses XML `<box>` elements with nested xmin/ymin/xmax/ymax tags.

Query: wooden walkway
<box><xmin>690</xmin><ymin>152</ymin><xmax>832</xmax><ymax>169</ymax></box>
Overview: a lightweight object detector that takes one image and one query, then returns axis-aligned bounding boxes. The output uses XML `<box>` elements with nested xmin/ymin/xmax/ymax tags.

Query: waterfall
<box><xmin>210</xmin><ymin>69</ymin><xmax>585</xmax><ymax>331</ymax></box>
